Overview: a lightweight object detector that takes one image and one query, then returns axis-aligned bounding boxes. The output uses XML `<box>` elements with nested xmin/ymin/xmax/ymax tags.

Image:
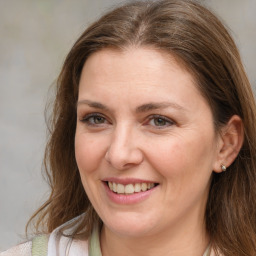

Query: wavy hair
<box><xmin>27</xmin><ymin>0</ymin><xmax>256</xmax><ymax>255</ymax></box>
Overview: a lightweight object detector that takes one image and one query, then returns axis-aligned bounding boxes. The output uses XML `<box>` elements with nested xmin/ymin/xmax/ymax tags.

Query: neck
<box><xmin>100</xmin><ymin>215</ymin><xmax>210</xmax><ymax>256</ymax></box>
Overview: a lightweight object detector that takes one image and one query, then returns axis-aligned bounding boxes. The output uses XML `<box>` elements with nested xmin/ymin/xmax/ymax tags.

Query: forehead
<box><xmin>80</xmin><ymin>47</ymin><xmax>195</xmax><ymax>88</ymax></box>
<box><xmin>78</xmin><ymin>47</ymin><xmax>208</xmax><ymax>113</ymax></box>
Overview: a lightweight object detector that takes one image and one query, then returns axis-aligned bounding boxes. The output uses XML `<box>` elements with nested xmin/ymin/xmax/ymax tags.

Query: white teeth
<box><xmin>134</xmin><ymin>183</ymin><xmax>141</xmax><ymax>192</ymax></box>
<box><xmin>141</xmin><ymin>183</ymin><xmax>147</xmax><ymax>191</ymax></box>
<box><xmin>125</xmin><ymin>184</ymin><xmax>134</xmax><ymax>194</ymax></box>
<box><xmin>109</xmin><ymin>182</ymin><xmax>113</xmax><ymax>190</ymax></box>
<box><xmin>113</xmin><ymin>182</ymin><xmax>117</xmax><ymax>192</ymax></box>
<box><xmin>117</xmin><ymin>184</ymin><xmax>125</xmax><ymax>193</ymax></box>
<box><xmin>108</xmin><ymin>182</ymin><xmax>156</xmax><ymax>194</ymax></box>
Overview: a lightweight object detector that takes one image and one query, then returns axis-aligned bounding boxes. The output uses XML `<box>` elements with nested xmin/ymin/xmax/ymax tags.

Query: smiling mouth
<box><xmin>107</xmin><ymin>182</ymin><xmax>158</xmax><ymax>194</ymax></box>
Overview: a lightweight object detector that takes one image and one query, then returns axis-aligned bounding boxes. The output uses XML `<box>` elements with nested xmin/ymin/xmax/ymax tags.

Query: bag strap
<box><xmin>32</xmin><ymin>235</ymin><xmax>49</xmax><ymax>256</ymax></box>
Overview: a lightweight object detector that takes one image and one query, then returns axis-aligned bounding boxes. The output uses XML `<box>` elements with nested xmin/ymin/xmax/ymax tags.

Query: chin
<box><xmin>102</xmin><ymin>212</ymin><xmax>159</xmax><ymax>238</ymax></box>
<box><xmin>107</xmin><ymin>223</ymin><xmax>154</xmax><ymax>238</ymax></box>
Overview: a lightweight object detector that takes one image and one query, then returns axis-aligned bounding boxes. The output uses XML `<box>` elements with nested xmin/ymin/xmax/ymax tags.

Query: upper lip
<box><xmin>102</xmin><ymin>177</ymin><xmax>158</xmax><ymax>185</ymax></box>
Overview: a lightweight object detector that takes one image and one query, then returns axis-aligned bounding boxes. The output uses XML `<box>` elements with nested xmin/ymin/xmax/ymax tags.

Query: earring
<box><xmin>221</xmin><ymin>164</ymin><xmax>227</xmax><ymax>172</ymax></box>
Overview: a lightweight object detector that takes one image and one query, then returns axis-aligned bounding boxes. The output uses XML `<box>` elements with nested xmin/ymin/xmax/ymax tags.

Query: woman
<box><xmin>2</xmin><ymin>0</ymin><xmax>256</xmax><ymax>255</ymax></box>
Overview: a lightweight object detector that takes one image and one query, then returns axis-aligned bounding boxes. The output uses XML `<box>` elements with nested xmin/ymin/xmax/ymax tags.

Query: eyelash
<box><xmin>79</xmin><ymin>113</ymin><xmax>175</xmax><ymax>128</ymax></box>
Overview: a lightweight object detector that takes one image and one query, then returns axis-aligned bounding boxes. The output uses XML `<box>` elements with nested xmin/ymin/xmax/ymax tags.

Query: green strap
<box><xmin>32</xmin><ymin>235</ymin><xmax>48</xmax><ymax>256</ymax></box>
<box><xmin>89</xmin><ymin>225</ymin><xmax>102</xmax><ymax>256</ymax></box>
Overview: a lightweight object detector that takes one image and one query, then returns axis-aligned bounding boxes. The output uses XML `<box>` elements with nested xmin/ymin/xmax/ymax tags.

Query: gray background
<box><xmin>1</xmin><ymin>0</ymin><xmax>255</xmax><ymax>251</ymax></box>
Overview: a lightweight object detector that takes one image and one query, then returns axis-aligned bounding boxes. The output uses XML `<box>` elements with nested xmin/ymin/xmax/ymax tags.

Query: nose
<box><xmin>105</xmin><ymin>125</ymin><xmax>143</xmax><ymax>170</ymax></box>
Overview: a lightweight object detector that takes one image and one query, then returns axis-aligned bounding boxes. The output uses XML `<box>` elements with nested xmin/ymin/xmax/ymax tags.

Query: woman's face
<box><xmin>75</xmin><ymin>47</ymin><xmax>221</xmax><ymax>238</ymax></box>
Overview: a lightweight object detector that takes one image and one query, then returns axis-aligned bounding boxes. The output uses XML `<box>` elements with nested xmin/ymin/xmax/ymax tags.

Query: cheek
<box><xmin>147</xmin><ymin>136</ymin><xmax>214</xmax><ymax>215</ymax></box>
<box><xmin>75</xmin><ymin>133</ymin><xmax>105</xmax><ymax>175</ymax></box>
<box><xmin>147</xmin><ymin>134</ymin><xmax>215</xmax><ymax>181</ymax></box>
<box><xmin>146</xmin><ymin>139</ymin><xmax>187</xmax><ymax>177</ymax></box>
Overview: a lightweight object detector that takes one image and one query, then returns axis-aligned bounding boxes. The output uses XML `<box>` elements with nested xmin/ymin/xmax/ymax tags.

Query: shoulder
<box><xmin>48</xmin><ymin>231</ymin><xmax>89</xmax><ymax>256</ymax></box>
<box><xmin>0</xmin><ymin>241</ymin><xmax>32</xmax><ymax>256</ymax></box>
<box><xmin>0</xmin><ymin>214</ymin><xmax>90</xmax><ymax>256</ymax></box>
<box><xmin>48</xmin><ymin>214</ymin><xmax>89</xmax><ymax>256</ymax></box>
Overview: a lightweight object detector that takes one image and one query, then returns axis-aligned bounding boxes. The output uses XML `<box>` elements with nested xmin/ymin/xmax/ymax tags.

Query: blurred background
<box><xmin>0</xmin><ymin>0</ymin><xmax>255</xmax><ymax>251</ymax></box>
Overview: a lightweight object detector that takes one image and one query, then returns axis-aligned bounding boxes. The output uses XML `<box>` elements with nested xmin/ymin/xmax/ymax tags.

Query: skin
<box><xmin>75</xmin><ymin>47</ymin><xmax>225</xmax><ymax>255</ymax></box>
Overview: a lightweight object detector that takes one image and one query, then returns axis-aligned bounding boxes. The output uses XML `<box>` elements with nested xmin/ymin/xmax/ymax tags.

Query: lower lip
<box><xmin>103</xmin><ymin>182</ymin><xmax>158</xmax><ymax>205</ymax></box>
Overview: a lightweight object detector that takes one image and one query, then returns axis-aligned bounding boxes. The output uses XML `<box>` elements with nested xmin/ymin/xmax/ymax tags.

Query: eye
<box><xmin>89</xmin><ymin>116</ymin><xmax>106</xmax><ymax>124</ymax></box>
<box><xmin>147</xmin><ymin>115</ymin><xmax>174</xmax><ymax>128</ymax></box>
<box><xmin>80</xmin><ymin>113</ymin><xmax>109</xmax><ymax>126</ymax></box>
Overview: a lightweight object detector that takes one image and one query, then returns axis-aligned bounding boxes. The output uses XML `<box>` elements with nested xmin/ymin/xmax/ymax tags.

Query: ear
<box><xmin>213</xmin><ymin>115</ymin><xmax>244</xmax><ymax>173</ymax></box>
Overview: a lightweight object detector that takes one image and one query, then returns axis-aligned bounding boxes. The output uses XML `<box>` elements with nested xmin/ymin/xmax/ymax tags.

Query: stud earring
<box><xmin>221</xmin><ymin>164</ymin><xmax>227</xmax><ymax>172</ymax></box>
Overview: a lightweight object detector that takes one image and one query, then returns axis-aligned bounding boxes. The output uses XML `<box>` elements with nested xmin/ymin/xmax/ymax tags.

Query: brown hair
<box><xmin>27</xmin><ymin>0</ymin><xmax>256</xmax><ymax>255</ymax></box>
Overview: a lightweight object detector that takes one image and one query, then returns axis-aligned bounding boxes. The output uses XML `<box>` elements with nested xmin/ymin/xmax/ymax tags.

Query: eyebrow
<box><xmin>77</xmin><ymin>100</ymin><xmax>186</xmax><ymax>113</ymax></box>
<box><xmin>77</xmin><ymin>100</ymin><xmax>109</xmax><ymax>110</ymax></box>
<box><xmin>135</xmin><ymin>102</ymin><xmax>186</xmax><ymax>113</ymax></box>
